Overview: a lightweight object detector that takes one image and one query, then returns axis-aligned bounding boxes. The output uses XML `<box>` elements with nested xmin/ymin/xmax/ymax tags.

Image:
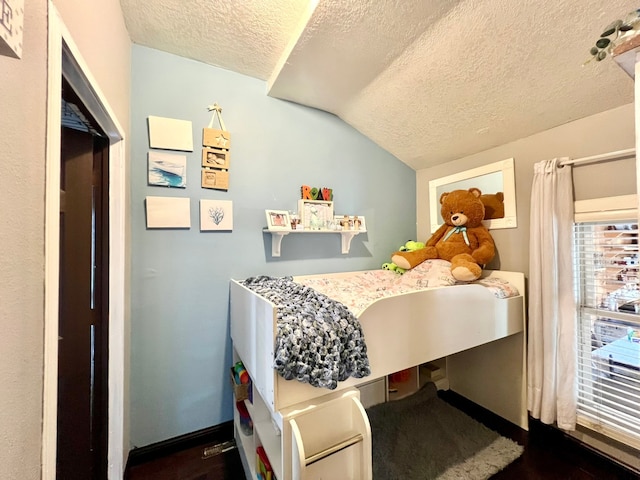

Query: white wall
<box><xmin>417</xmin><ymin>102</ymin><xmax>636</xmax><ymax>277</ymax></box>
<box><xmin>0</xmin><ymin>2</ymin><xmax>48</xmax><ymax>478</ymax></box>
<box><xmin>0</xmin><ymin>1</ymin><xmax>131</xmax><ymax>478</ymax></box>
<box><xmin>53</xmin><ymin>0</ymin><xmax>131</xmax><ymax>131</ymax></box>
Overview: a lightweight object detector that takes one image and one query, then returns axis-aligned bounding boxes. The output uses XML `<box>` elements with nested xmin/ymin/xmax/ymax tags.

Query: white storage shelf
<box><xmin>233</xmin><ymin>349</ymin><xmax>372</xmax><ymax>480</ymax></box>
<box><xmin>232</xmin><ymin>357</ymin><xmax>449</xmax><ymax>480</ymax></box>
<box><xmin>232</xmin><ymin>376</ymin><xmax>284</xmax><ymax>480</ymax></box>
<box><xmin>264</xmin><ymin>229</ymin><xmax>366</xmax><ymax>257</ymax></box>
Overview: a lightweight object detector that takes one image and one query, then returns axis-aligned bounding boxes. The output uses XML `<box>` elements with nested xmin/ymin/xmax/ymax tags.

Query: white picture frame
<box><xmin>265</xmin><ymin>210</ymin><xmax>291</xmax><ymax>231</ymax></box>
<box><xmin>334</xmin><ymin>215</ymin><xmax>366</xmax><ymax>231</ymax></box>
<box><xmin>298</xmin><ymin>200</ymin><xmax>334</xmax><ymax>230</ymax></box>
<box><xmin>428</xmin><ymin>158</ymin><xmax>517</xmax><ymax>233</ymax></box>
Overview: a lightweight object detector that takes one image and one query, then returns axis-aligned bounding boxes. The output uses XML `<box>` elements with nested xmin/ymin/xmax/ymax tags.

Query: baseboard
<box><xmin>125</xmin><ymin>421</ymin><xmax>234</xmax><ymax>469</ymax></box>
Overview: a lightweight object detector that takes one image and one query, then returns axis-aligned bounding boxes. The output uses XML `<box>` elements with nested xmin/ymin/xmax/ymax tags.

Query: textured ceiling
<box><xmin>120</xmin><ymin>0</ymin><xmax>638</xmax><ymax>170</ymax></box>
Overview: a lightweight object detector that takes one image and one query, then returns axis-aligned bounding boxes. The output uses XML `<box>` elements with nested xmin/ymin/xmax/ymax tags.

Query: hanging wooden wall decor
<box><xmin>201</xmin><ymin>103</ymin><xmax>230</xmax><ymax>191</ymax></box>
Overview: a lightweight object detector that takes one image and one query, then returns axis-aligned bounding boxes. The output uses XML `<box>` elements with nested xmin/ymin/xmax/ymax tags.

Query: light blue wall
<box><xmin>130</xmin><ymin>45</ymin><xmax>416</xmax><ymax>447</ymax></box>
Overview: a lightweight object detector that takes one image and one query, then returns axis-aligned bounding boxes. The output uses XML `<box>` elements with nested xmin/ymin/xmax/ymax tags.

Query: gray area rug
<box><xmin>366</xmin><ymin>382</ymin><xmax>523</xmax><ymax>480</ymax></box>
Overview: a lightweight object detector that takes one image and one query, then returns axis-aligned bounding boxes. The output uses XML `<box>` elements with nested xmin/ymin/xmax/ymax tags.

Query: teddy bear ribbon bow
<box><xmin>443</xmin><ymin>226</ymin><xmax>470</xmax><ymax>246</ymax></box>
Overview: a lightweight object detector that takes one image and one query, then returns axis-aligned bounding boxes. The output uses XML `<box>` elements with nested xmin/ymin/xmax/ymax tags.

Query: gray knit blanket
<box><xmin>242</xmin><ymin>276</ymin><xmax>371</xmax><ymax>390</ymax></box>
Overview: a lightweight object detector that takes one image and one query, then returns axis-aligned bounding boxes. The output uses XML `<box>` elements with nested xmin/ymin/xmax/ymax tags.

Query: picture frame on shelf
<box><xmin>202</xmin><ymin>147</ymin><xmax>230</xmax><ymax>169</ymax></box>
<box><xmin>353</xmin><ymin>215</ymin><xmax>366</xmax><ymax>231</ymax></box>
<box><xmin>334</xmin><ymin>215</ymin><xmax>366</xmax><ymax>231</ymax></box>
<box><xmin>265</xmin><ymin>210</ymin><xmax>292</xmax><ymax>231</ymax></box>
<box><xmin>298</xmin><ymin>199</ymin><xmax>334</xmax><ymax>230</ymax></box>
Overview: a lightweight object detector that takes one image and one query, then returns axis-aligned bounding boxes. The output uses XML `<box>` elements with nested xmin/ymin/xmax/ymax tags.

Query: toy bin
<box><xmin>230</xmin><ymin>362</ymin><xmax>251</xmax><ymax>403</ymax></box>
<box><xmin>236</xmin><ymin>400</ymin><xmax>253</xmax><ymax>436</ymax></box>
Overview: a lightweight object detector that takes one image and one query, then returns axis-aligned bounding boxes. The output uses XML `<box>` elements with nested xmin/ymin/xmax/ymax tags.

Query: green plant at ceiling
<box><xmin>587</xmin><ymin>9</ymin><xmax>640</xmax><ymax>63</ymax></box>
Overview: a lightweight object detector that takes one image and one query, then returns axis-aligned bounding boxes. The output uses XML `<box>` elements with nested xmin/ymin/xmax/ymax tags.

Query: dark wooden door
<box><xmin>57</xmin><ymin>109</ymin><xmax>109</xmax><ymax>479</ymax></box>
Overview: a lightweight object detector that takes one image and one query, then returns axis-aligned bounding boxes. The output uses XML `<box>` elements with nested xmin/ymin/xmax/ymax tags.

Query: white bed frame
<box><xmin>230</xmin><ymin>269</ymin><xmax>527</xmax><ymax>479</ymax></box>
<box><xmin>230</xmin><ymin>269</ymin><xmax>527</xmax><ymax>426</ymax></box>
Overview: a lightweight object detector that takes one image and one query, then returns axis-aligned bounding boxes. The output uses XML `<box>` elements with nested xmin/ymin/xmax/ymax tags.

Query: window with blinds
<box><xmin>574</xmin><ymin>219</ymin><xmax>640</xmax><ymax>449</ymax></box>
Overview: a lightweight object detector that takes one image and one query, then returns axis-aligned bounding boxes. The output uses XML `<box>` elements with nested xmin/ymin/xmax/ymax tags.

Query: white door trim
<box><xmin>43</xmin><ymin>4</ymin><xmax>127</xmax><ymax>479</ymax></box>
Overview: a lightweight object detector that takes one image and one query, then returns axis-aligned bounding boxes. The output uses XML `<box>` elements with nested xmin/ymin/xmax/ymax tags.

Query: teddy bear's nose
<box><xmin>452</xmin><ymin>215</ymin><xmax>459</xmax><ymax>221</ymax></box>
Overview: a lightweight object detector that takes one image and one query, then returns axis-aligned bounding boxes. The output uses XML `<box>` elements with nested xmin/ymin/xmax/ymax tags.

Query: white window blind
<box><xmin>574</xmin><ymin>219</ymin><xmax>640</xmax><ymax>449</ymax></box>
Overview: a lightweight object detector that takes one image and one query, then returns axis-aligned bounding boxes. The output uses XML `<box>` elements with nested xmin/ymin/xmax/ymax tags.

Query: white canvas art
<box><xmin>148</xmin><ymin>151</ymin><xmax>187</xmax><ymax>188</ymax></box>
<box><xmin>146</xmin><ymin>196</ymin><xmax>191</xmax><ymax>229</ymax></box>
<box><xmin>147</xmin><ymin>116</ymin><xmax>194</xmax><ymax>151</ymax></box>
<box><xmin>200</xmin><ymin>199</ymin><xmax>233</xmax><ymax>231</ymax></box>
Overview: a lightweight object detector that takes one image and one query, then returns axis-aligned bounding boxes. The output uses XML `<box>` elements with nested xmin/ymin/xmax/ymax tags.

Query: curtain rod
<box><xmin>561</xmin><ymin>148</ymin><xmax>636</xmax><ymax>167</ymax></box>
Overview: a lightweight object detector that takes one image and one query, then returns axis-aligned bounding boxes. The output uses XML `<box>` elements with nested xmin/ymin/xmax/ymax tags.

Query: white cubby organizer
<box><xmin>232</xmin><ymin>349</ymin><xmax>373</xmax><ymax>480</ymax></box>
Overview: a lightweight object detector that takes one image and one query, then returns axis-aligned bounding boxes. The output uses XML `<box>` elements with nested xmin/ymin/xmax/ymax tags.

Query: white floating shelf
<box><xmin>264</xmin><ymin>229</ymin><xmax>366</xmax><ymax>257</ymax></box>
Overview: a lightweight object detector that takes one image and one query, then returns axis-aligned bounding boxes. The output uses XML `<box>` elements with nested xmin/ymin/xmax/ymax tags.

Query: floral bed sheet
<box><xmin>296</xmin><ymin>259</ymin><xmax>519</xmax><ymax>317</ymax></box>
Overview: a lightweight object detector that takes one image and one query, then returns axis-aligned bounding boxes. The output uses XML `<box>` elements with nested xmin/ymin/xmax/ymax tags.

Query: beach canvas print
<box><xmin>148</xmin><ymin>151</ymin><xmax>187</xmax><ymax>188</ymax></box>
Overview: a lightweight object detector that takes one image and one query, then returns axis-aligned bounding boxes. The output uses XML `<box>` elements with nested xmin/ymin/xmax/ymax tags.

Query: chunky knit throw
<box><xmin>242</xmin><ymin>276</ymin><xmax>371</xmax><ymax>389</ymax></box>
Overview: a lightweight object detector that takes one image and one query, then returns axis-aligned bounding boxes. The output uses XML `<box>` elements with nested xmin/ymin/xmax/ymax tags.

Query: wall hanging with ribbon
<box><xmin>203</xmin><ymin>103</ymin><xmax>230</xmax><ymax>149</ymax></box>
<box><xmin>202</xmin><ymin>102</ymin><xmax>230</xmax><ymax>191</ymax></box>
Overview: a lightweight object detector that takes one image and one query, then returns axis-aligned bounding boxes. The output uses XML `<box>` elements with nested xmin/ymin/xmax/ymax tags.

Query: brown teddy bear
<box><xmin>391</xmin><ymin>188</ymin><xmax>495</xmax><ymax>282</ymax></box>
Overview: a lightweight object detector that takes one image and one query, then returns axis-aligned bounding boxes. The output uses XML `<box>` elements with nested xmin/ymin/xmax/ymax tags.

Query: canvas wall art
<box><xmin>200</xmin><ymin>199</ymin><xmax>233</xmax><ymax>231</ymax></box>
<box><xmin>147</xmin><ymin>115</ymin><xmax>194</xmax><ymax>151</ymax></box>
<box><xmin>148</xmin><ymin>151</ymin><xmax>187</xmax><ymax>188</ymax></box>
<box><xmin>146</xmin><ymin>196</ymin><xmax>191</xmax><ymax>229</ymax></box>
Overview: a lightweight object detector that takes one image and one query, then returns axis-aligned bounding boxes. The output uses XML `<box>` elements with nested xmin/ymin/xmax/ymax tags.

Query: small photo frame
<box><xmin>265</xmin><ymin>210</ymin><xmax>291</xmax><ymax>231</ymax></box>
<box><xmin>298</xmin><ymin>200</ymin><xmax>334</xmax><ymax>230</ymax></box>
<box><xmin>334</xmin><ymin>215</ymin><xmax>366</xmax><ymax>231</ymax></box>
<box><xmin>201</xmin><ymin>169</ymin><xmax>229</xmax><ymax>191</ymax></box>
<box><xmin>353</xmin><ymin>215</ymin><xmax>366</xmax><ymax>231</ymax></box>
<box><xmin>202</xmin><ymin>148</ymin><xmax>230</xmax><ymax>169</ymax></box>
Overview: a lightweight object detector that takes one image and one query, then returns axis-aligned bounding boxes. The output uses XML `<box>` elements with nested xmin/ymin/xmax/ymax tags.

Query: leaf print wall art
<box><xmin>200</xmin><ymin>199</ymin><xmax>233</xmax><ymax>231</ymax></box>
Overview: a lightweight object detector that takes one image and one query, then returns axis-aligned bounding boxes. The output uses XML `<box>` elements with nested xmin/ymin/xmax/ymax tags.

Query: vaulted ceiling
<box><xmin>119</xmin><ymin>0</ymin><xmax>638</xmax><ymax>170</ymax></box>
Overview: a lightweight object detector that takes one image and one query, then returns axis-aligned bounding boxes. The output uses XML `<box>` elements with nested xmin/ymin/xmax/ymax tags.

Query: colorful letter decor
<box><xmin>301</xmin><ymin>185</ymin><xmax>333</xmax><ymax>201</ymax></box>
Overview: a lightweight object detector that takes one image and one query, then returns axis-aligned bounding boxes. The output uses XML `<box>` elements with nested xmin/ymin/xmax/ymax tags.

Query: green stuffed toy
<box><xmin>399</xmin><ymin>240</ymin><xmax>425</xmax><ymax>252</ymax></box>
<box><xmin>382</xmin><ymin>262</ymin><xmax>406</xmax><ymax>274</ymax></box>
<box><xmin>382</xmin><ymin>241</ymin><xmax>425</xmax><ymax>274</ymax></box>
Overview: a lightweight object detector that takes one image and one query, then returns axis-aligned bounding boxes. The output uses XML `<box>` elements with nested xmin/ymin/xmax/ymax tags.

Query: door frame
<box><xmin>43</xmin><ymin>5</ymin><xmax>127</xmax><ymax>479</ymax></box>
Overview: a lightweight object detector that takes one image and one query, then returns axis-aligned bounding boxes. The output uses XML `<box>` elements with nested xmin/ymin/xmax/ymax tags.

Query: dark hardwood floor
<box><xmin>440</xmin><ymin>390</ymin><xmax>639</xmax><ymax>480</ymax></box>
<box><xmin>125</xmin><ymin>392</ymin><xmax>640</xmax><ymax>480</ymax></box>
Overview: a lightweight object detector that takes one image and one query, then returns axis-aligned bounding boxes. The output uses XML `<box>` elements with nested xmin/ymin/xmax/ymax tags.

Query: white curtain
<box><xmin>528</xmin><ymin>158</ymin><xmax>577</xmax><ymax>430</ymax></box>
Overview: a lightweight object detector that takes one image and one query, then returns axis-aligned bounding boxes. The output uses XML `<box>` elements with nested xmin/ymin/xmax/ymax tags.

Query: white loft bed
<box><xmin>230</xmin><ymin>268</ymin><xmax>528</xmax><ymax>430</ymax></box>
